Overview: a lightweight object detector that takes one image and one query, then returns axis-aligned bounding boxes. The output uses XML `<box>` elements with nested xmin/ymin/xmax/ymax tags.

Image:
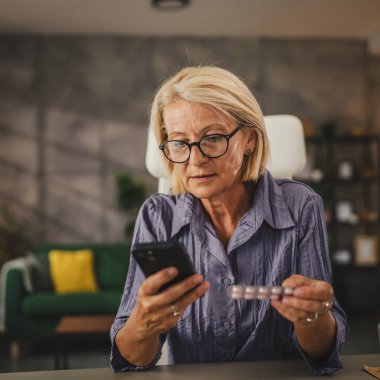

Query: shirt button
<box><xmin>224</xmin><ymin>321</ymin><xmax>231</xmax><ymax>328</ymax></box>
<box><xmin>223</xmin><ymin>278</ymin><xmax>231</xmax><ymax>286</ymax></box>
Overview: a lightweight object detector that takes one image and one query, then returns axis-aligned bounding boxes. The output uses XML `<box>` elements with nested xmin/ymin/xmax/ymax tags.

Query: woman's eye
<box><xmin>172</xmin><ymin>141</ymin><xmax>187</xmax><ymax>149</ymax></box>
<box><xmin>203</xmin><ymin>135</ymin><xmax>224</xmax><ymax>144</ymax></box>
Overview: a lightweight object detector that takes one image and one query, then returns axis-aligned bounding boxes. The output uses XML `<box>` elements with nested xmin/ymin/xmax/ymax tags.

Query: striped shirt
<box><xmin>110</xmin><ymin>170</ymin><xmax>348</xmax><ymax>374</ymax></box>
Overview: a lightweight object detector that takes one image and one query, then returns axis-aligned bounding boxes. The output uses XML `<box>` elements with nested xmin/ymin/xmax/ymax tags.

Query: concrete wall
<box><xmin>1</xmin><ymin>35</ymin><xmax>379</xmax><ymax>243</ymax></box>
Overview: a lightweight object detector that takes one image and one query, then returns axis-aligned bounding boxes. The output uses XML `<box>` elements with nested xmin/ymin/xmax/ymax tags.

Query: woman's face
<box><xmin>163</xmin><ymin>100</ymin><xmax>255</xmax><ymax>200</ymax></box>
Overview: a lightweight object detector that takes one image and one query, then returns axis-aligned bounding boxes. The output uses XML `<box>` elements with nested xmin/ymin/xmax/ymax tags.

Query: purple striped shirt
<box><xmin>110</xmin><ymin>170</ymin><xmax>348</xmax><ymax>374</ymax></box>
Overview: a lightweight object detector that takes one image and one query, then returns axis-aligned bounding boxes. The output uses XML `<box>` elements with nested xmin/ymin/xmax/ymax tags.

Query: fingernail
<box><xmin>193</xmin><ymin>275</ymin><xmax>203</xmax><ymax>284</ymax></box>
<box><xmin>167</xmin><ymin>267</ymin><xmax>178</xmax><ymax>276</ymax></box>
<box><xmin>284</xmin><ymin>287</ymin><xmax>295</xmax><ymax>295</ymax></box>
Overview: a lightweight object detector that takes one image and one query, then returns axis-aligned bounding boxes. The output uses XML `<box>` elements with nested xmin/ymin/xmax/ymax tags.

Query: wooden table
<box><xmin>54</xmin><ymin>314</ymin><xmax>115</xmax><ymax>370</ymax></box>
<box><xmin>1</xmin><ymin>354</ymin><xmax>380</xmax><ymax>379</ymax></box>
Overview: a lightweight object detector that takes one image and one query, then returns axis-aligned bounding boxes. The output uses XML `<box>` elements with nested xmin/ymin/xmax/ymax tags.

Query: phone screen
<box><xmin>132</xmin><ymin>241</ymin><xmax>195</xmax><ymax>290</ymax></box>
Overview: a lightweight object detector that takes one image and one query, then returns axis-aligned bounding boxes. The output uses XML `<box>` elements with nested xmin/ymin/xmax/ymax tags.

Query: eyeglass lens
<box><xmin>160</xmin><ymin>126</ymin><xmax>241</xmax><ymax>163</ymax></box>
<box><xmin>164</xmin><ymin>134</ymin><xmax>228</xmax><ymax>163</ymax></box>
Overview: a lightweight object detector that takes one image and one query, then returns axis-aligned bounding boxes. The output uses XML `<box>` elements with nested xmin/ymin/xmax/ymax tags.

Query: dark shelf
<box><xmin>299</xmin><ymin>177</ymin><xmax>379</xmax><ymax>185</ymax></box>
<box><xmin>306</xmin><ymin>135</ymin><xmax>380</xmax><ymax>143</ymax></box>
<box><xmin>305</xmin><ymin>133</ymin><xmax>380</xmax><ymax>311</ymax></box>
<box><xmin>332</xmin><ymin>263</ymin><xmax>380</xmax><ymax>270</ymax></box>
<box><xmin>327</xmin><ymin>220</ymin><xmax>379</xmax><ymax>227</ymax></box>
<box><xmin>332</xmin><ymin>263</ymin><xmax>380</xmax><ymax>312</ymax></box>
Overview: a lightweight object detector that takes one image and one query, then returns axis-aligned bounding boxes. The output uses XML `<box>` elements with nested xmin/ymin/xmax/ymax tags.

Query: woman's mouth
<box><xmin>189</xmin><ymin>174</ymin><xmax>216</xmax><ymax>182</ymax></box>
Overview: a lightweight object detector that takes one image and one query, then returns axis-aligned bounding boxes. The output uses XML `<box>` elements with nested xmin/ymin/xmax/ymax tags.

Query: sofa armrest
<box><xmin>0</xmin><ymin>259</ymin><xmax>30</xmax><ymax>334</ymax></box>
<box><xmin>2</xmin><ymin>266</ymin><xmax>59</xmax><ymax>340</ymax></box>
<box><xmin>5</xmin><ymin>267</ymin><xmax>27</xmax><ymax>313</ymax></box>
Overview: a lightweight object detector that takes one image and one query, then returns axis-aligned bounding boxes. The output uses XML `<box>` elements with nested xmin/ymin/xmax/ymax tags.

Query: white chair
<box><xmin>146</xmin><ymin>114</ymin><xmax>307</xmax><ymax>194</ymax></box>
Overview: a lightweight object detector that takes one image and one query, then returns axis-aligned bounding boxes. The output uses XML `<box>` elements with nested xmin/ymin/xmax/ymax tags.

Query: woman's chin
<box><xmin>188</xmin><ymin>184</ymin><xmax>220</xmax><ymax>200</ymax></box>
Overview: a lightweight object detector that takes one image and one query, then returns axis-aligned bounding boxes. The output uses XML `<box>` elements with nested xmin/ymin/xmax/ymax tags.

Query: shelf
<box><xmin>332</xmin><ymin>263</ymin><xmax>380</xmax><ymax>270</ymax></box>
<box><xmin>306</xmin><ymin>135</ymin><xmax>380</xmax><ymax>143</ymax></box>
<box><xmin>305</xmin><ymin>133</ymin><xmax>380</xmax><ymax>311</ymax></box>
<box><xmin>327</xmin><ymin>220</ymin><xmax>379</xmax><ymax>227</ymax></box>
<box><xmin>298</xmin><ymin>177</ymin><xmax>379</xmax><ymax>185</ymax></box>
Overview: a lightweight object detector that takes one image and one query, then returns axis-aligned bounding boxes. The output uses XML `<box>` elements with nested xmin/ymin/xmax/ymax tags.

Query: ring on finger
<box><xmin>320</xmin><ymin>300</ymin><xmax>330</xmax><ymax>315</ymax></box>
<box><xmin>170</xmin><ymin>303</ymin><xmax>180</xmax><ymax>317</ymax></box>
<box><xmin>305</xmin><ymin>311</ymin><xmax>318</xmax><ymax>323</ymax></box>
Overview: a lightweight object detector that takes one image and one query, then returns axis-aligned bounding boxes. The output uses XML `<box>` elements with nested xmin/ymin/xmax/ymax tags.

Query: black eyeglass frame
<box><xmin>159</xmin><ymin>126</ymin><xmax>242</xmax><ymax>163</ymax></box>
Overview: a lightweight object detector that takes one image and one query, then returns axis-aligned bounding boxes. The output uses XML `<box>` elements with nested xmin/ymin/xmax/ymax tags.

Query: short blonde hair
<box><xmin>149</xmin><ymin>66</ymin><xmax>269</xmax><ymax>194</ymax></box>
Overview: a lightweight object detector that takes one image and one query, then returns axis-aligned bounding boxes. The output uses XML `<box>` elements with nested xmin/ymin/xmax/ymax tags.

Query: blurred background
<box><xmin>0</xmin><ymin>0</ymin><xmax>380</xmax><ymax>373</ymax></box>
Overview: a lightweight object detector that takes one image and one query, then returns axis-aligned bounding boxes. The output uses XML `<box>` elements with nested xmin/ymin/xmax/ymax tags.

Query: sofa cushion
<box><xmin>30</xmin><ymin>243</ymin><xmax>130</xmax><ymax>291</ymax></box>
<box><xmin>25</xmin><ymin>252</ymin><xmax>54</xmax><ymax>292</ymax></box>
<box><xmin>93</xmin><ymin>245</ymin><xmax>129</xmax><ymax>290</ymax></box>
<box><xmin>49</xmin><ymin>250</ymin><xmax>99</xmax><ymax>294</ymax></box>
<box><xmin>21</xmin><ymin>291</ymin><xmax>122</xmax><ymax>317</ymax></box>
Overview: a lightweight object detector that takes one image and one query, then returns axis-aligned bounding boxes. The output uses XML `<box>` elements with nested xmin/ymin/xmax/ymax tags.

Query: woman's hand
<box><xmin>116</xmin><ymin>267</ymin><xmax>210</xmax><ymax>366</ymax></box>
<box><xmin>271</xmin><ymin>274</ymin><xmax>333</xmax><ymax>326</ymax></box>
<box><xmin>130</xmin><ymin>267</ymin><xmax>210</xmax><ymax>339</ymax></box>
<box><xmin>270</xmin><ymin>274</ymin><xmax>336</xmax><ymax>359</ymax></box>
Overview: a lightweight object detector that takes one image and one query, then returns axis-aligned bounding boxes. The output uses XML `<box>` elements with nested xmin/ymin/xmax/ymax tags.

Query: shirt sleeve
<box><xmin>110</xmin><ymin>196</ymin><xmax>169</xmax><ymax>372</ymax></box>
<box><xmin>293</xmin><ymin>193</ymin><xmax>349</xmax><ymax>375</ymax></box>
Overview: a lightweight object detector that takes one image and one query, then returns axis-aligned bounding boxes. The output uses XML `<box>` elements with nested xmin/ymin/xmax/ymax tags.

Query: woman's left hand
<box><xmin>271</xmin><ymin>274</ymin><xmax>334</xmax><ymax>325</ymax></box>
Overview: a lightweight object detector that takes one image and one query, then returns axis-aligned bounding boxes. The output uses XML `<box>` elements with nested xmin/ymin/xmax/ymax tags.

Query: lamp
<box><xmin>151</xmin><ymin>0</ymin><xmax>190</xmax><ymax>9</ymax></box>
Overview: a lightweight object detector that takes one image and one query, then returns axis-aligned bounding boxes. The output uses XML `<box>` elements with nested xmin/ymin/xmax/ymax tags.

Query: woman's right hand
<box><xmin>115</xmin><ymin>267</ymin><xmax>209</xmax><ymax>366</ymax></box>
<box><xmin>129</xmin><ymin>266</ymin><xmax>210</xmax><ymax>339</ymax></box>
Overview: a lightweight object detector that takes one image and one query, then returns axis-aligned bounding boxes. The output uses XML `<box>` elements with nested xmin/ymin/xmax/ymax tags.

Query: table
<box><xmin>1</xmin><ymin>354</ymin><xmax>379</xmax><ymax>379</ymax></box>
<box><xmin>54</xmin><ymin>314</ymin><xmax>115</xmax><ymax>370</ymax></box>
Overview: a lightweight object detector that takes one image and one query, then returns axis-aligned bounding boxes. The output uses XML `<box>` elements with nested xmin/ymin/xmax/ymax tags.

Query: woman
<box><xmin>110</xmin><ymin>66</ymin><xmax>348</xmax><ymax>374</ymax></box>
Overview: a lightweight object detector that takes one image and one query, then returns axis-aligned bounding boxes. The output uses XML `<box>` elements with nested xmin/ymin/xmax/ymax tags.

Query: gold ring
<box><xmin>170</xmin><ymin>304</ymin><xmax>180</xmax><ymax>317</ymax></box>
<box><xmin>305</xmin><ymin>311</ymin><xmax>319</xmax><ymax>323</ymax></box>
<box><xmin>320</xmin><ymin>301</ymin><xmax>330</xmax><ymax>315</ymax></box>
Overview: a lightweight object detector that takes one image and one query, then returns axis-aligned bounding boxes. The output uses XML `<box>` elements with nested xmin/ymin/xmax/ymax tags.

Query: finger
<box><xmin>138</xmin><ymin>306</ymin><xmax>180</xmax><ymax>335</ymax></box>
<box><xmin>140</xmin><ymin>267</ymin><xmax>179</xmax><ymax>295</ymax></box>
<box><xmin>292</xmin><ymin>282</ymin><xmax>333</xmax><ymax>302</ymax></box>
<box><xmin>281</xmin><ymin>296</ymin><xmax>333</xmax><ymax>314</ymax></box>
<box><xmin>282</xmin><ymin>274</ymin><xmax>309</xmax><ymax>288</ymax></box>
<box><xmin>154</xmin><ymin>281</ymin><xmax>210</xmax><ymax>321</ymax></box>
<box><xmin>133</xmin><ymin>295</ymin><xmax>184</xmax><ymax>335</ymax></box>
<box><xmin>170</xmin><ymin>281</ymin><xmax>211</xmax><ymax>315</ymax></box>
<box><xmin>282</xmin><ymin>275</ymin><xmax>334</xmax><ymax>302</ymax></box>
<box><xmin>154</xmin><ymin>274</ymin><xmax>205</xmax><ymax>304</ymax></box>
<box><xmin>271</xmin><ymin>299</ymin><xmax>309</xmax><ymax>324</ymax></box>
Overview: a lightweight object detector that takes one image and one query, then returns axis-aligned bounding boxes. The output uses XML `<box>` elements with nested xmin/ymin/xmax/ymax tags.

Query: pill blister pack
<box><xmin>228</xmin><ymin>285</ymin><xmax>294</xmax><ymax>300</ymax></box>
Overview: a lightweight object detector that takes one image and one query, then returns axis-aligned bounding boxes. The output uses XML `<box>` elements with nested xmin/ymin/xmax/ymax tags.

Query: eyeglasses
<box><xmin>159</xmin><ymin>126</ymin><xmax>242</xmax><ymax>164</ymax></box>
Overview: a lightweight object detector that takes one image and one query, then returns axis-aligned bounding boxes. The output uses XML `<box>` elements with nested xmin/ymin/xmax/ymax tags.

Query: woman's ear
<box><xmin>244</xmin><ymin>129</ymin><xmax>256</xmax><ymax>154</ymax></box>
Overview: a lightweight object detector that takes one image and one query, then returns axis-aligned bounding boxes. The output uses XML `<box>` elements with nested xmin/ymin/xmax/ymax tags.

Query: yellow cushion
<box><xmin>48</xmin><ymin>249</ymin><xmax>99</xmax><ymax>294</ymax></box>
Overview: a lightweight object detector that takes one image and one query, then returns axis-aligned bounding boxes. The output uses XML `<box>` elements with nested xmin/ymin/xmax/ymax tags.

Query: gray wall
<box><xmin>1</xmin><ymin>35</ymin><xmax>379</xmax><ymax>243</ymax></box>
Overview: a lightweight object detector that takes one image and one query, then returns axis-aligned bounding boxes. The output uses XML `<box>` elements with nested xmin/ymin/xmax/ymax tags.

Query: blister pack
<box><xmin>228</xmin><ymin>285</ymin><xmax>294</xmax><ymax>300</ymax></box>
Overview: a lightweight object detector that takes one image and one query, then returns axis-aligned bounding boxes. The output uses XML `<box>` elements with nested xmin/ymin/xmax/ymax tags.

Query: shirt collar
<box><xmin>170</xmin><ymin>170</ymin><xmax>295</xmax><ymax>240</ymax></box>
<box><xmin>242</xmin><ymin>170</ymin><xmax>295</xmax><ymax>230</ymax></box>
<box><xmin>171</xmin><ymin>193</ymin><xmax>207</xmax><ymax>240</ymax></box>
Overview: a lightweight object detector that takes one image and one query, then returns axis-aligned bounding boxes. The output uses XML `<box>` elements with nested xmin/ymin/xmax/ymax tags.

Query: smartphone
<box><xmin>132</xmin><ymin>241</ymin><xmax>195</xmax><ymax>290</ymax></box>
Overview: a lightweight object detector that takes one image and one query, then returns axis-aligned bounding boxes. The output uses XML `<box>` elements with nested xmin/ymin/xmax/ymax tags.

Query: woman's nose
<box><xmin>188</xmin><ymin>145</ymin><xmax>208</xmax><ymax>165</ymax></box>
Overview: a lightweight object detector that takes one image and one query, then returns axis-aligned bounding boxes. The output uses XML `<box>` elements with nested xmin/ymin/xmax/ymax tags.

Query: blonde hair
<box><xmin>149</xmin><ymin>66</ymin><xmax>269</xmax><ymax>194</ymax></box>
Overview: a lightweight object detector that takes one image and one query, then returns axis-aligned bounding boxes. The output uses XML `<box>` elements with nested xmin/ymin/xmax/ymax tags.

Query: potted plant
<box><xmin>115</xmin><ymin>172</ymin><xmax>147</xmax><ymax>241</ymax></box>
<box><xmin>0</xmin><ymin>205</ymin><xmax>43</xmax><ymax>269</ymax></box>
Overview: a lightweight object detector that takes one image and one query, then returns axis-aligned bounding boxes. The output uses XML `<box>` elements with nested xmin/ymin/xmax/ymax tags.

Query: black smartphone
<box><xmin>131</xmin><ymin>241</ymin><xmax>195</xmax><ymax>290</ymax></box>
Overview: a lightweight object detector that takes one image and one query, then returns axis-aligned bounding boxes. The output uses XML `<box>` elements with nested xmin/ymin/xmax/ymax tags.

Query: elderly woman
<box><xmin>110</xmin><ymin>66</ymin><xmax>348</xmax><ymax>374</ymax></box>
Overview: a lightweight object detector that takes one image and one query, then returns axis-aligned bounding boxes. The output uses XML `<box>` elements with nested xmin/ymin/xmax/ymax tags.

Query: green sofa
<box><xmin>3</xmin><ymin>242</ymin><xmax>130</xmax><ymax>344</ymax></box>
